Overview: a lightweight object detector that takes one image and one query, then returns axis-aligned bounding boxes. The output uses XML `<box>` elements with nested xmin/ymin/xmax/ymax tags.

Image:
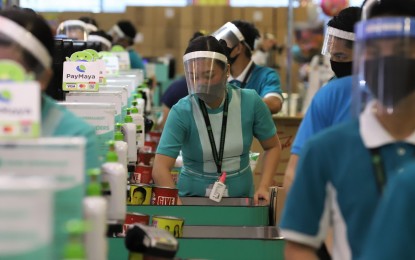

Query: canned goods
<box><xmin>170</xmin><ymin>167</ymin><xmax>180</xmax><ymax>185</ymax></box>
<box><xmin>148</xmin><ymin>131</ymin><xmax>162</xmax><ymax>143</ymax></box>
<box><xmin>122</xmin><ymin>212</ymin><xmax>150</xmax><ymax>236</ymax></box>
<box><xmin>137</xmin><ymin>151</ymin><xmax>155</xmax><ymax>166</ymax></box>
<box><xmin>152</xmin><ymin>215</ymin><xmax>184</xmax><ymax>238</ymax></box>
<box><xmin>128</xmin><ymin>184</ymin><xmax>152</xmax><ymax>205</ymax></box>
<box><xmin>143</xmin><ymin>141</ymin><xmax>157</xmax><ymax>153</ymax></box>
<box><xmin>131</xmin><ymin>165</ymin><xmax>153</xmax><ymax>184</ymax></box>
<box><xmin>151</xmin><ymin>186</ymin><xmax>178</xmax><ymax>205</ymax></box>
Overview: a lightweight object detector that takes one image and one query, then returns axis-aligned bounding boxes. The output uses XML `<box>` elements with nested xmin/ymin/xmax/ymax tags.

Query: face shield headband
<box><xmin>56</xmin><ymin>20</ymin><xmax>88</xmax><ymax>41</ymax></box>
<box><xmin>88</xmin><ymin>35</ymin><xmax>112</xmax><ymax>50</ymax></box>
<box><xmin>353</xmin><ymin>17</ymin><xmax>415</xmax><ymax>113</ymax></box>
<box><xmin>108</xmin><ymin>24</ymin><xmax>125</xmax><ymax>40</ymax></box>
<box><xmin>0</xmin><ymin>16</ymin><xmax>51</xmax><ymax>71</ymax></box>
<box><xmin>183</xmin><ymin>51</ymin><xmax>228</xmax><ymax>103</ymax></box>
<box><xmin>321</xmin><ymin>26</ymin><xmax>355</xmax><ymax>56</ymax></box>
<box><xmin>211</xmin><ymin>22</ymin><xmax>252</xmax><ymax>53</ymax></box>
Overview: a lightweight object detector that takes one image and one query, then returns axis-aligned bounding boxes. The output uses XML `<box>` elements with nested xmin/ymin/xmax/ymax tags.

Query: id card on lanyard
<box><xmin>199</xmin><ymin>95</ymin><xmax>229</xmax><ymax>199</ymax></box>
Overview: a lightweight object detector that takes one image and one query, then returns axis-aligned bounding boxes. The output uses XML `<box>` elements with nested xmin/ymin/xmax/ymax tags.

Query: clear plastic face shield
<box><xmin>322</xmin><ymin>27</ymin><xmax>355</xmax><ymax>77</ymax></box>
<box><xmin>322</xmin><ymin>27</ymin><xmax>355</xmax><ymax>62</ymax></box>
<box><xmin>107</xmin><ymin>24</ymin><xmax>125</xmax><ymax>43</ymax></box>
<box><xmin>0</xmin><ymin>16</ymin><xmax>51</xmax><ymax>80</ymax></box>
<box><xmin>352</xmin><ymin>17</ymin><xmax>415</xmax><ymax>116</ymax></box>
<box><xmin>183</xmin><ymin>51</ymin><xmax>228</xmax><ymax>104</ymax></box>
<box><xmin>85</xmin><ymin>23</ymin><xmax>98</xmax><ymax>34</ymax></box>
<box><xmin>87</xmin><ymin>35</ymin><xmax>112</xmax><ymax>51</ymax></box>
<box><xmin>56</xmin><ymin>20</ymin><xmax>88</xmax><ymax>41</ymax></box>
<box><xmin>211</xmin><ymin>22</ymin><xmax>251</xmax><ymax>52</ymax></box>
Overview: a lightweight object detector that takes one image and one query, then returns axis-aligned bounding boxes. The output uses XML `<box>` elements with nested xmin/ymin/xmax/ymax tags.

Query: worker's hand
<box><xmin>176</xmin><ymin>197</ymin><xmax>183</xmax><ymax>206</ymax></box>
<box><xmin>254</xmin><ymin>187</ymin><xmax>270</xmax><ymax>205</ymax></box>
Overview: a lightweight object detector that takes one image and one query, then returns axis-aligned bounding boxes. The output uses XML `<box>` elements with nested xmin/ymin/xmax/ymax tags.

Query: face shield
<box><xmin>56</xmin><ymin>20</ymin><xmax>88</xmax><ymax>41</ymax></box>
<box><xmin>322</xmin><ymin>27</ymin><xmax>355</xmax><ymax>77</ymax></box>
<box><xmin>0</xmin><ymin>16</ymin><xmax>51</xmax><ymax>80</ymax></box>
<box><xmin>212</xmin><ymin>22</ymin><xmax>245</xmax><ymax>50</ymax></box>
<box><xmin>352</xmin><ymin>17</ymin><xmax>415</xmax><ymax>115</ymax></box>
<box><xmin>183</xmin><ymin>51</ymin><xmax>228</xmax><ymax>104</ymax></box>
<box><xmin>85</xmin><ymin>23</ymin><xmax>98</xmax><ymax>34</ymax></box>
<box><xmin>87</xmin><ymin>35</ymin><xmax>112</xmax><ymax>51</ymax></box>
<box><xmin>107</xmin><ymin>24</ymin><xmax>125</xmax><ymax>43</ymax></box>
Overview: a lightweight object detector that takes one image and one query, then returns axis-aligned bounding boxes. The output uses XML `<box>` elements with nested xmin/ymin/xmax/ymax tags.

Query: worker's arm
<box><xmin>285</xmin><ymin>241</ymin><xmax>319</xmax><ymax>260</ymax></box>
<box><xmin>254</xmin><ymin>134</ymin><xmax>281</xmax><ymax>204</ymax></box>
<box><xmin>263</xmin><ymin>95</ymin><xmax>283</xmax><ymax>114</ymax></box>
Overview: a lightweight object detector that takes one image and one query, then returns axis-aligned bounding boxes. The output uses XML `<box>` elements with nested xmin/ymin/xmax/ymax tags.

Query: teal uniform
<box><xmin>360</xmin><ymin>162</ymin><xmax>415</xmax><ymax>260</ymax></box>
<box><xmin>157</xmin><ymin>84</ymin><xmax>276</xmax><ymax>197</ymax></box>
<box><xmin>128</xmin><ymin>49</ymin><xmax>145</xmax><ymax>70</ymax></box>
<box><xmin>41</xmin><ymin>94</ymin><xmax>100</xmax><ymax>172</ymax></box>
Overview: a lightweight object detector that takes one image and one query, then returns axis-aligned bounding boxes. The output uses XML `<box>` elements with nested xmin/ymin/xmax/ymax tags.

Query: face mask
<box><xmin>365</xmin><ymin>57</ymin><xmax>415</xmax><ymax>108</ymax></box>
<box><xmin>330</xmin><ymin>60</ymin><xmax>353</xmax><ymax>78</ymax></box>
<box><xmin>195</xmin><ymin>82</ymin><xmax>225</xmax><ymax>104</ymax></box>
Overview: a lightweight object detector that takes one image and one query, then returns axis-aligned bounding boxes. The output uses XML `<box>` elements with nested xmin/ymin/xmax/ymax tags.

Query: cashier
<box><xmin>0</xmin><ymin>9</ymin><xmax>100</xmax><ymax>171</ymax></box>
<box><xmin>152</xmin><ymin>36</ymin><xmax>281</xmax><ymax>204</ymax></box>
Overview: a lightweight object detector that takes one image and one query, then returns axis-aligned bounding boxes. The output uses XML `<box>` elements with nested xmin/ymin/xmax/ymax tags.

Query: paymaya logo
<box><xmin>0</xmin><ymin>90</ymin><xmax>12</xmax><ymax>103</ymax></box>
<box><xmin>76</xmin><ymin>65</ymin><xmax>86</xmax><ymax>73</ymax></box>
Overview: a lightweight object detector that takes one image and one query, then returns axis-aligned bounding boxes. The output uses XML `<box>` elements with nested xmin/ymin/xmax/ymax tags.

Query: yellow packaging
<box><xmin>152</xmin><ymin>216</ymin><xmax>184</xmax><ymax>238</ymax></box>
<box><xmin>128</xmin><ymin>184</ymin><xmax>152</xmax><ymax>205</ymax></box>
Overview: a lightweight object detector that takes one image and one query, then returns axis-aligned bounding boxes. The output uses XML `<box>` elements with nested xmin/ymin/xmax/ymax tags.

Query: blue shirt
<box><xmin>231</xmin><ymin>63</ymin><xmax>283</xmax><ymax>99</ymax></box>
<box><xmin>280</xmin><ymin>119</ymin><xmax>415</xmax><ymax>259</ymax></box>
<box><xmin>291</xmin><ymin>76</ymin><xmax>352</xmax><ymax>155</ymax></box>
<box><xmin>41</xmin><ymin>94</ymin><xmax>100</xmax><ymax>172</ymax></box>
<box><xmin>360</xmin><ymin>162</ymin><xmax>415</xmax><ymax>260</ymax></box>
<box><xmin>128</xmin><ymin>49</ymin><xmax>145</xmax><ymax>70</ymax></box>
<box><xmin>157</xmin><ymin>84</ymin><xmax>276</xmax><ymax>197</ymax></box>
<box><xmin>161</xmin><ymin>76</ymin><xmax>188</xmax><ymax>109</ymax></box>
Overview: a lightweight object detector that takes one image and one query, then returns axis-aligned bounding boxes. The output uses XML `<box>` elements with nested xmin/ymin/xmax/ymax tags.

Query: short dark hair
<box><xmin>184</xmin><ymin>35</ymin><xmax>229</xmax><ymax>68</ymax></box>
<box><xmin>328</xmin><ymin>7</ymin><xmax>361</xmax><ymax>33</ymax></box>
<box><xmin>368</xmin><ymin>0</ymin><xmax>415</xmax><ymax>18</ymax></box>
<box><xmin>189</xmin><ymin>31</ymin><xmax>205</xmax><ymax>43</ymax></box>
<box><xmin>79</xmin><ymin>16</ymin><xmax>98</xmax><ymax>27</ymax></box>
<box><xmin>117</xmin><ymin>20</ymin><xmax>137</xmax><ymax>39</ymax></box>
<box><xmin>133</xmin><ymin>186</ymin><xmax>147</xmax><ymax>197</ymax></box>
<box><xmin>231</xmin><ymin>20</ymin><xmax>260</xmax><ymax>57</ymax></box>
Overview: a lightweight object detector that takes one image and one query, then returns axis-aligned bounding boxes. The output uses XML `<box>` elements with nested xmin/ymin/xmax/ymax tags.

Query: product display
<box><xmin>102</xmin><ymin>141</ymin><xmax>128</xmax><ymax>224</ymax></box>
<box><xmin>83</xmin><ymin>169</ymin><xmax>107</xmax><ymax>260</ymax></box>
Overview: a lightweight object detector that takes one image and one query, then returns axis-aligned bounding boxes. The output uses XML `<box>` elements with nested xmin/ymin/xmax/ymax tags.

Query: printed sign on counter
<box><xmin>102</xmin><ymin>54</ymin><xmax>120</xmax><ymax>75</ymax></box>
<box><xmin>0</xmin><ymin>176</ymin><xmax>53</xmax><ymax>260</ymax></box>
<box><xmin>113</xmin><ymin>51</ymin><xmax>131</xmax><ymax>71</ymax></box>
<box><xmin>0</xmin><ymin>138</ymin><xmax>85</xmax><ymax>259</ymax></box>
<box><xmin>62</xmin><ymin>61</ymin><xmax>100</xmax><ymax>91</ymax></box>
<box><xmin>58</xmin><ymin>102</ymin><xmax>115</xmax><ymax>163</ymax></box>
<box><xmin>100</xmin><ymin>87</ymin><xmax>128</xmax><ymax>118</ymax></box>
<box><xmin>66</xmin><ymin>91</ymin><xmax>123</xmax><ymax>123</ymax></box>
<box><xmin>0</xmin><ymin>82</ymin><xmax>40</xmax><ymax>139</ymax></box>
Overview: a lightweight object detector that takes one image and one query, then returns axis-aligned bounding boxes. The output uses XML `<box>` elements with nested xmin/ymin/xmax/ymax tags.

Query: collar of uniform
<box><xmin>228</xmin><ymin>60</ymin><xmax>254</xmax><ymax>82</ymax></box>
<box><xmin>359</xmin><ymin>101</ymin><xmax>415</xmax><ymax>148</ymax></box>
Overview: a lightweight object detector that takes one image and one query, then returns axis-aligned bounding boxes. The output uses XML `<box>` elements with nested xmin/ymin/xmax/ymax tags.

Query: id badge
<box><xmin>205</xmin><ymin>184</ymin><xmax>229</xmax><ymax>197</ymax></box>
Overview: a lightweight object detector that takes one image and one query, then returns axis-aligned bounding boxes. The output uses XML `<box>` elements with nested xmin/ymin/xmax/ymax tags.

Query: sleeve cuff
<box><xmin>264</xmin><ymin>92</ymin><xmax>284</xmax><ymax>102</ymax></box>
<box><xmin>280</xmin><ymin>229</ymin><xmax>322</xmax><ymax>249</ymax></box>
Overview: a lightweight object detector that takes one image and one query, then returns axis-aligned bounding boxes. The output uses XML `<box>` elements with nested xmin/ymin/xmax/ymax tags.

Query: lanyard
<box><xmin>198</xmin><ymin>94</ymin><xmax>229</xmax><ymax>174</ymax></box>
<box><xmin>240</xmin><ymin>63</ymin><xmax>256</xmax><ymax>89</ymax></box>
<box><xmin>369</xmin><ymin>148</ymin><xmax>387</xmax><ymax>195</ymax></box>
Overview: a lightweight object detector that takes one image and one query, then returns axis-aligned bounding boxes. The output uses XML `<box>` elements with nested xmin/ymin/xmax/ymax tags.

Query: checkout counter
<box><xmin>109</xmin><ymin>197</ymin><xmax>284</xmax><ymax>259</ymax></box>
<box><xmin>108</xmin><ymin>115</ymin><xmax>302</xmax><ymax>259</ymax></box>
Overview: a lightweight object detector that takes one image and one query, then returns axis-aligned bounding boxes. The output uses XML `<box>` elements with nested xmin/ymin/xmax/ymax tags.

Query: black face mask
<box><xmin>330</xmin><ymin>60</ymin><xmax>353</xmax><ymax>78</ymax></box>
<box><xmin>228</xmin><ymin>55</ymin><xmax>238</xmax><ymax>65</ymax></box>
<box><xmin>365</xmin><ymin>57</ymin><xmax>415</xmax><ymax>108</ymax></box>
<box><xmin>225</xmin><ymin>45</ymin><xmax>239</xmax><ymax>65</ymax></box>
